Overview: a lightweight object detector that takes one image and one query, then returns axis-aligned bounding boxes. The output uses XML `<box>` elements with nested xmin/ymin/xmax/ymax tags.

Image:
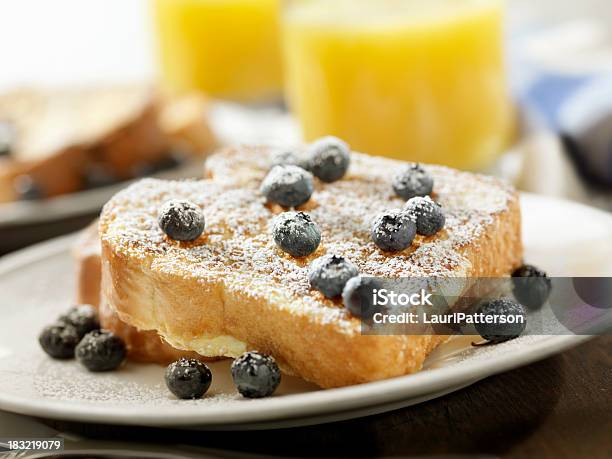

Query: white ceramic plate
<box><xmin>0</xmin><ymin>193</ymin><xmax>609</xmax><ymax>430</ymax></box>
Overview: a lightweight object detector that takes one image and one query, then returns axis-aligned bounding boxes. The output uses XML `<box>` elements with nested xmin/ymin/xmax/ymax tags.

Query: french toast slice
<box><xmin>0</xmin><ymin>86</ymin><xmax>215</xmax><ymax>202</ymax></box>
<box><xmin>99</xmin><ymin>147</ymin><xmax>522</xmax><ymax>388</ymax></box>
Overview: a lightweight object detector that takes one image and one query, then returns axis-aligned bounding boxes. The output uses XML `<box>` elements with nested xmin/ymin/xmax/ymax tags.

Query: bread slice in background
<box><xmin>99</xmin><ymin>147</ymin><xmax>522</xmax><ymax>388</ymax></box>
<box><xmin>0</xmin><ymin>85</ymin><xmax>216</xmax><ymax>202</ymax></box>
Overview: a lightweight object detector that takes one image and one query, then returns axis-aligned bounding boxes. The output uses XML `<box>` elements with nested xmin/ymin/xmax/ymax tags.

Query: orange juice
<box><xmin>282</xmin><ymin>0</ymin><xmax>514</xmax><ymax>170</ymax></box>
<box><xmin>154</xmin><ymin>0</ymin><xmax>282</xmax><ymax>102</ymax></box>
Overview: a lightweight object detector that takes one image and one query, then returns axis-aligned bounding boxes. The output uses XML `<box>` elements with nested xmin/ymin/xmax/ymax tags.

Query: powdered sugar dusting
<box><xmin>100</xmin><ymin>147</ymin><xmax>516</xmax><ymax>334</ymax></box>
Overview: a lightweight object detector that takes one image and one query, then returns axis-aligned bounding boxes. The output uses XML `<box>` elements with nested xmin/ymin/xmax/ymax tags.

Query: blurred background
<box><xmin>0</xmin><ymin>0</ymin><xmax>611</xmax><ymax>253</ymax></box>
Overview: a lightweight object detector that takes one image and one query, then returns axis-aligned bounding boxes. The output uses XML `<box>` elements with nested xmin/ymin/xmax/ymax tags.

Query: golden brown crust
<box><xmin>100</xmin><ymin>147</ymin><xmax>523</xmax><ymax>388</ymax></box>
<box><xmin>73</xmin><ymin>222</ymin><xmax>208</xmax><ymax>364</ymax></box>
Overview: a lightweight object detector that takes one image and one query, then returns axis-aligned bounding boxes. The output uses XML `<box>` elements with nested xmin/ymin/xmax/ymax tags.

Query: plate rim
<box><xmin>0</xmin><ymin>192</ymin><xmax>607</xmax><ymax>427</ymax></box>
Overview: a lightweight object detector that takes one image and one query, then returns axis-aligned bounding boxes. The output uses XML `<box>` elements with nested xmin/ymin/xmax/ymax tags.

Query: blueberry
<box><xmin>272</xmin><ymin>211</ymin><xmax>321</xmax><ymax>257</ymax></box>
<box><xmin>58</xmin><ymin>305</ymin><xmax>100</xmax><ymax>339</ymax></box>
<box><xmin>342</xmin><ymin>276</ymin><xmax>383</xmax><ymax>319</ymax></box>
<box><xmin>165</xmin><ymin>358</ymin><xmax>213</xmax><ymax>399</ymax></box>
<box><xmin>371</xmin><ymin>209</ymin><xmax>416</xmax><ymax>252</ymax></box>
<box><xmin>271</xmin><ymin>150</ymin><xmax>311</xmax><ymax>171</ymax></box>
<box><xmin>75</xmin><ymin>330</ymin><xmax>126</xmax><ymax>372</ymax></box>
<box><xmin>309</xmin><ymin>254</ymin><xmax>359</xmax><ymax>299</ymax></box>
<box><xmin>404</xmin><ymin>196</ymin><xmax>445</xmax><ymax>236</ymax></box>
<box><xmin>13</xmin><ymin>175</ymin><xmax>43</xmax><ymax>200</ymax></box>
<box><xmin>158</xmin><ymin>199</ymin><xmax>205</xmax><ymax>242</ymax></box>
<box><xmin>393</xmin><ymin>164</ymin><xmax>434</xmax><ymax>200</ymax></box>
<box><xmin>307</xmin><ymin>136</ymin><xmax>350</xmax><ymax>183</ymax></box>
<box><xmin>39</xmin><ymin>323</ymin><xmax>80</xmax><ymax>359</ymax></box>
<box><xmin>512</xmin><ymin>265</ymin><xmax>552</xmax><ymax>310</ymax></box>
<box><xmin>261</xmin><ymin>165</ymin><xmax>314</xmax><ymax>208</ymax></box>
<box><xmin>231</xmin><ymin>351</ymin><xmax>281</xmax><ymax>398</ymax></box>
<box><xmin>474</xmin><ymin>299</ymin><xmax>526</xmax><ymax>343</ymax></box>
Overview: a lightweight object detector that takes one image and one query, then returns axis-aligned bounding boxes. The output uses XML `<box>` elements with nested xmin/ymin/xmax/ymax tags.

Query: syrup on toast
<box><xmin>99</xmin><ymin>147</ymin><xmax>522</xmax><ymax>388</ymax></box>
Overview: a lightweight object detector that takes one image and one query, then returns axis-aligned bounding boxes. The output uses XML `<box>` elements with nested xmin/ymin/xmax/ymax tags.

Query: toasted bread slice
<box><xmin>73</xmin><ymin>222</ymin><xmax>205</xmax><ymax>364</ymax></box>
<box><xmin>99</xmin><ymin>147</ymin><xmax>522</xmax><ymax>388</ymax></box>
<box><xmin>0</xmin><ymin>86</ymin><xmax>216</xmax><ymax>202</ymax></box>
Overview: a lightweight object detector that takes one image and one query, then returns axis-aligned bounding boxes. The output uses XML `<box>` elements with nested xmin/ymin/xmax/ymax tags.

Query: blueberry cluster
<box><xmin>39</xmin><ymin>305</ymin><xmax>126</xmax><ymax>372</ymax></box>
<box><xmin>371</xmin><ymin>165</ymin><xmax>445</xmax><ymax>252</ymax></box>
<box><xmin>164</xmin><ymin>351</ymin><xmax>281</xmax><ymax>400</ymax></box>
<box><xmin>468</xmin><ymin>264</ymin><xmax>549</xmax><ymax>344</ymax></box>
<box><xmin>262</xmin><ymin>136</ymin><xmax>351</xmax><ymax>209</ymax></box>
<box><xmin>262</xmin><ymin>137</ymin><xmax>353</xmax><ymax>260</ymax></box>
<box><xmin>307</xmin><ymin>253</ymin><xmax>383</xmax><ymax>319</ymax></box>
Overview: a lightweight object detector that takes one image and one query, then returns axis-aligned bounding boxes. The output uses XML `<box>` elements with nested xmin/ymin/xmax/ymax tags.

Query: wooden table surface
<box><xmin>44</xmin><ymin>336</ymin><xmax>611</xmax><ymax>459</ymax></box>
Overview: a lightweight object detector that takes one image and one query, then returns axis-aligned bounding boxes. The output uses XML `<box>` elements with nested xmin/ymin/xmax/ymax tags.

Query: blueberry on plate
<box><xmin>58</xmin><ymin>305</ymin><xmax>100</xmax><ymax>339</ymax></box>
<box><xmin>158</xmin><ymin>199</ymin><xmax>205</xmax><ymax>242</ymax></box>
<box><xmin>165</xmin><ymin>358</ymin><xmax>213</xmax><ymax>399</ymax></box>
<box><xmin>404</xmin><ymin>196</ymin><xmax>445</xmax><ymax>236</ymax></box>
<box><xmin>272</xmin><ymin>211</ymin><xmax>321</xmax><ymax>257</ymax></box>
<box><xmin>271</xmin><ymin>149</ymin><xmax>311</xmax><ymax>171</ymax></box>
<box><xmin>231</xmin><ymin>351</ymin><xmax>281</xmax><ymax>398</ymax></box>
<box><xmin>342</xmin><ymin>276</ymin><xmax>383</xmax><ymax>319</ymax></box>
<box><xmin>371</xmin><ymin>209</ymin><xmax>416</xmax><ymax>252</ymax></box>
<box><xmin>260</xmin><ymin>165</ymin><xmax>314</xmax><ymax>208</ymax></box>
<box><xmin>512</xmin><ymin>264</ymin><xmax>552</xmax><ymax>310</ymax></box>
<box><xmin>309</xmin><ymin>254</ymin><xmax>359</xmax><ymax>299</ymax></box>
<box><xmin>39</xmin><ymin>323</ymin><xmax>80</xmax><ymax>359</ymax></box>
<box><xmin>474</xmin><ymin>299</ymin><xmax>526</xmax><ymax>343</ymax></box>
<box><xmin>392</xmin><ymin>164</ymin><xmax>434</xmax><ymax>200</ymax></box>
<box><xmin>307</xmin><ymin>136</ymin><xmax>351</xmax><ymax>183</ymax></box>
<box><xmin>75</xmin><ymin>330</ymin><xmax>126</xmax><ymax>372</ymax></box>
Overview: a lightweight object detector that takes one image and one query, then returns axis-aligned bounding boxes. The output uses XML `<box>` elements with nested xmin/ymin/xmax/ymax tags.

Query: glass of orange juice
<box><xmin>153</xmin><ymin>0</ymin><xmax>283</xmax><ymax>103</ymax></box>
<box><xmin>282</xmin><ymin>0</ymin><xmax>515</xmax><ymax>170</ymax></box>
